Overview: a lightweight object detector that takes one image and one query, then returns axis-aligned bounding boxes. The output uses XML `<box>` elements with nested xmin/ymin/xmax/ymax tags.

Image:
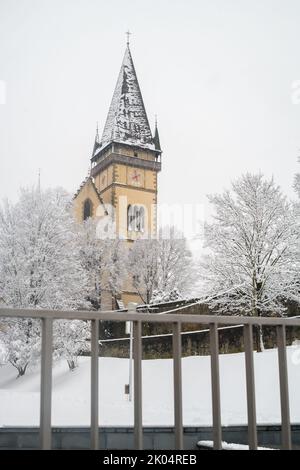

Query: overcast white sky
<box><xmin>1</xmin><ymin>0</ymin><xmax>300</xmax><ymax>219</ymax></box>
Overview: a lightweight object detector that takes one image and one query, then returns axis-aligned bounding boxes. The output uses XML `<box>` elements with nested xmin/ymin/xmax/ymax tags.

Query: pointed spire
<box><xmin>153</xmin><ymin>115</ymin><xmax>161</xmax><ymax>151</ymax></box>
<box><xmin>100</xmin><ymin>45</ymin><xmax>155</xmax><ymax>151</ymax></box>
<box><xmin>95</xmin><ymin>121</ymin><xmax>99</xmax><ymax>143</ymax></box>
<box><xmin>92</xmin><ymin>122</ymin><xmax>101</xmax><ymax>157</ymax></box>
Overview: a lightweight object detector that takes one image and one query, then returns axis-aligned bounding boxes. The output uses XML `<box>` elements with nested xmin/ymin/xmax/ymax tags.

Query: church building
<box><xmin>73</xmin><ymin>40</ymin><xmax>162</xmax><ymax>309</ymax></box>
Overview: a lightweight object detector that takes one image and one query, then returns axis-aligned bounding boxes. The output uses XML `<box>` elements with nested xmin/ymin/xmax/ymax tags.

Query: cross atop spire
<box><xmin>126</xmin><ymin>30</ymin><xmax>131</xmax><ymax>46</ymax></box>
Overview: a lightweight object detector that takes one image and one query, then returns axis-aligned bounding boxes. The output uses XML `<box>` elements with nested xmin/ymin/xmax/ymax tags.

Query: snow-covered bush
<box><xmin>54</xmin><ymin>320</ymin><xmax>90</xmax><ymax>371</ymax></box>
<box><xmin>151</xmin><ymin>287</ymin><xmax>183</xmax><ymax>304</ymax></box>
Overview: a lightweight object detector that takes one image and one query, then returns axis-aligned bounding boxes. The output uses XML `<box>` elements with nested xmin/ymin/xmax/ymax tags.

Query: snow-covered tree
<box><xmin>128</xmin><ymin>238</ymin><xmax>159</xmax><ymax>304</ymax></box>
<box><xmin>1</xmin><ymin>318</ymin><xmax>41</xmax><ymax>376</ymax></box>
<box><xmin>0</xmin><ymin>187</ymin><xmax>90</xmax><ymax>376</ymax></box>
<box><xmin>292</xmin><ymin>162</ymin><xmax>300</xmax><ymax>301</ymax></box>
<box><xmin>157</xmin><ymin>227</ymin><xmax>194</xmax><ymax>297</ymax></box>
<box><xmin>129</xmin><ymin>227</ymin><xmax>195</xmax><ymax>304</ymax></box>
<box><xmin>294</xmin><ymin>159</ymin><xmax>300</xmax><ymax>198</ymax></box>
<box><xmin>77</xmin><ymin>217</ymin><xmax>127</xmax><ymax>309</ymax></box>
<box><xmin>200</xmin><ymin>173</ymin><xmax>299</xmax><ymax>350</ymax></box>
<box><xmin>53</xmin><ymin>320</ymin><xmax>90</xmax><ymax>371</ymax></box>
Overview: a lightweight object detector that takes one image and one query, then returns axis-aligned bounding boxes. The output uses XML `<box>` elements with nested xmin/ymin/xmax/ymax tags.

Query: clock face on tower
<box><xmin>127</xmin><ymin>168</ymin><xmax>144</xmax><ymax>187</ymax></box>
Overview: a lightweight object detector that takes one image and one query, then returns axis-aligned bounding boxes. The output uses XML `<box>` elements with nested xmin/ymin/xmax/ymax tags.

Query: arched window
<box><xmin>134</xmin><ymin>205</ymin><xmax>140</xmax><ymax>231</ymax></box>
<box><xmin>83</xmin><ymin>199</ymin><xmax>92</xmax><ymax>221</ymax></box>
<box><xmin>127</xmin><ymin>205</ymin><xmax>134</xmax><ymax>231</ymax></box>
<box><xmin>136</xmin><ymin>206</ymin><xmax>145</xmax><ymax>232</ymax></box>
<box><xmin>141</xmin><ymin>207</ymin><xmax>145</xmax><ymax>232</ymax></box>
<box><xmin>127</xmin><ymin>204</ymin><xmax>145</xmax><ymax>232</ymax></box>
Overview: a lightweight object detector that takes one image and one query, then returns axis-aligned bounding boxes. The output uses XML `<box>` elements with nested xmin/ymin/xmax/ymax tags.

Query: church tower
<box><xmin>74</xmin><ymin>41</ymin><xmax>162</xmax><ymax>308</ymax></box>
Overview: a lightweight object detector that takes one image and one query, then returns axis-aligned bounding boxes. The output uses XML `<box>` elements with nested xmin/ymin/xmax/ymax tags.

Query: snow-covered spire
<box><xmin>153</xmin><ymin>115</ymin><xmax>161</xmax><ymax>152</ymax></box>
<box><xmin>95</xmin><ymin>121</ymin><xmax>100</xmax><ymax>143</ymax></box>
<box><xmin>100</xmin><ymin>45</ymin><xmax>155</xmax><ymax>151</ymax></box>
<box><xmin>92</xmin><ymin>122</ymin><xmax>101</xmax><ymax>157</ymax></box>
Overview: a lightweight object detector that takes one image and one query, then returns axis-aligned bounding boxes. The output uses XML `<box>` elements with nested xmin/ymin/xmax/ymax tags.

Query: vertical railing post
<box><xmin>209</xmin><ymin>323</ymin><xmax>222</xmax><ymax>450</ymax></box>
<box><xmin>128</xmin><ymin>322</ymin><xmax>133</xmax><ymax>402</ymax></box>
<box><xmin>40</xmin><ymin>317</ymin><xmax>53</xmax><ymax>450</ymax></box>
<box><xmin>173</xmin><ymin>322</ymin><xmax>183</xmax><ymax>450</ymax></box>
<box><xmin>127</xmin><ymin>302</ymin><xmax>138</xmax><ymax>402</ymax></box>
<box><xmin>243</xmin><ymin>324</ymin><xmax>257</xmax><ymax>449</ymax></box>
<box><xmin>277</xmin><ymin>325</ymin><xmax>292</xmax><ymax>450</ymax></box>
<box><xmin>91</xmin><ymin>318</ymin><xmax>99</xmax><ymax>450</ymax></box>
<box><xmin>133</xmin><ymin>320</ymin><xmax>143</xmax><ymax>449</ymax></box>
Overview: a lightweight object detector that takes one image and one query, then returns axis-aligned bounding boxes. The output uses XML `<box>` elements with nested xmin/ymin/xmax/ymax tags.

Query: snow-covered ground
<box><xmin>0</xmin><ymin>346</ymin><xmax>299</xmax><ymax>427</ymax></box>
<box><xmin>197</xmin><ymin>440</ymin><xmax>275</xmax><ymax>450</ymax></box>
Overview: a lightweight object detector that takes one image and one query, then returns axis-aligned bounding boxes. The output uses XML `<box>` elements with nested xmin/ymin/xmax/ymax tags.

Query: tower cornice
<box><xmin>91</xmin><ymin>140</ymin><xmax>161</xmax><ymax>164</ymax></box>
<box><xmin>91</xmin><ymin>151</ymin><xmax>161</xmax><ymax>178</ymax></box>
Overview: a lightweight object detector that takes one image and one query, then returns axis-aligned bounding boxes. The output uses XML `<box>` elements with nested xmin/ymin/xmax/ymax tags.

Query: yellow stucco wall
<box><xmin>73</xmin><ymin>179</ymin><xmax>104</xmax><ymax>223</ymax></box>
<box><xmin>122</xmin><ymin>292</ymin><xmax>144</xmax><ymax>306</ymax></box>
<box><xmin>99</xmin><ymin>186</ymin><xmax>113</xmax><ymax>207</ymax></box>
<box><xmin>94</xmin><ymin>165</ymin><xmax>114</xmax><ymax>193</ymax></box>
<box><xmin>91</xmin><ymin>160</ymin><xmax>158</xmax><ymax>240</ymax></box>
<box><xmin>73</xmin><ymin>144</ymin><xmax>160</xmax><ymax>307</ymax></box>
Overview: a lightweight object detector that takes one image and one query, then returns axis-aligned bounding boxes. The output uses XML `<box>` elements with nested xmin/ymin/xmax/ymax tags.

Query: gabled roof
<box><xmin>100</xmin><ymin>45</ymin><xmax>155</xmax><ymax>152</ymax></box>
<box><xmin>73</xmin><ymin>176</ymin><xmax>106</xmax><ymax>210</ymax></box>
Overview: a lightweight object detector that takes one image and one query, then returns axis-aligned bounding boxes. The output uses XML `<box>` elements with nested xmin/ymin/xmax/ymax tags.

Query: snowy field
<box><xmin>0</xmin><ymin>346</ymin><xmax>299</xmax><ymax>427</ymax></box>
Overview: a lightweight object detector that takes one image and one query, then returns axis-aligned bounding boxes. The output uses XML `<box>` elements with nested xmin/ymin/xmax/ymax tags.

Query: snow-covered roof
<box><xmin>99</xmin><ymin>45</ymin><xmax>155</xmax><ymax>152</ymax></box>
<box><xmin>73</xmin><ymin>175</ymin><xmax>106</xmax><ymax>211</ymax></box>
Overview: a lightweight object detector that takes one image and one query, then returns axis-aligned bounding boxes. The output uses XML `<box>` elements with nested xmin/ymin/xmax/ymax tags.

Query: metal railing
<box><xmin>0</xmin><ymin>307</ymin><xmax>299</xmax><ymax>450</ymax></box>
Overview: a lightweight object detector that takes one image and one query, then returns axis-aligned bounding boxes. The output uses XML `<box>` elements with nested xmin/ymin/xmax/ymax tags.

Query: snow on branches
<box><xmin>77</xmin><ymin>217</ymin><xmax>127</xmax><ymax>308</ymax></box>
<box><xmin>200</xmin><ymin>173</ymin><xmax>299</xmax><ymax>316</ymax></box>
<box><xmin>129</xmin><ymin>227</ymin><xmax>195</xmax><ymax>304</ymax></box>
<box><xmin>0</xmin><ymin>187</ymin><xmax>90</xmax><ymax>376</ymax></box>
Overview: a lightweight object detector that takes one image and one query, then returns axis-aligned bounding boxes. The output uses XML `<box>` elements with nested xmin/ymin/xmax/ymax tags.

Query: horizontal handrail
<box><xmin>0</xmin><ymin>306</ymin><xmax>297</xmax><ymax>450</ymax></box>
<box><xmin>0</xmin><ymin>307</ymin><xmax>300</xmax><ymax>326</ymax></box>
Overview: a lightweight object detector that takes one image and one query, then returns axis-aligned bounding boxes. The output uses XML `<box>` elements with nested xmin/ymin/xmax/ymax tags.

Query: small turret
<box><xmin>92</xmin><ymin>122</ymin><xmax>101</xmax><ymax>157</ymax></box>
<box><xmin>153</xmin><ymin>116</ymin><xmax>161</xmax><ymax>152</ymax></box>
